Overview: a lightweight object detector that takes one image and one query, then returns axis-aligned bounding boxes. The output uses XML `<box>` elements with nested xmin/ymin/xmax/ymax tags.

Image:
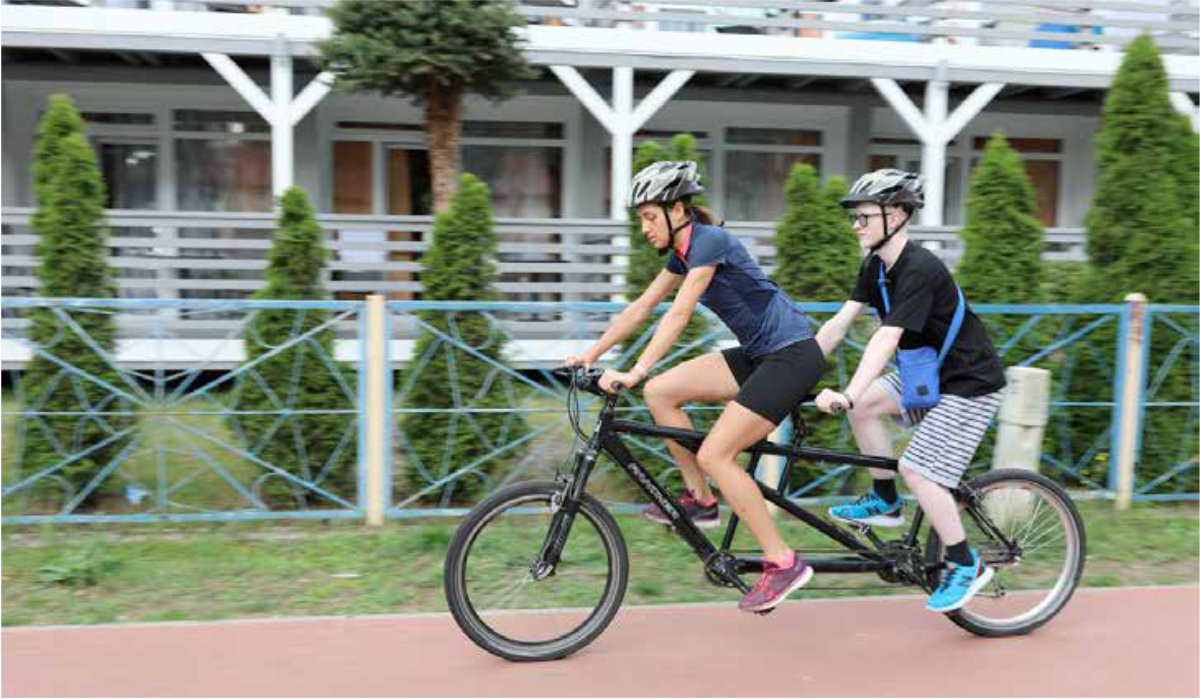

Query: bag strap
<box><xmin>939</xmin><ymin>286</ymin><xmax>966</xmax><ymax>364</ymax></box>
<box><xmin>877</xmin><ymin>259</ymin><xmax>966</xmax><ymax>365</ymax></box>
<box><xmin>876</xmin><ymin>260</ymin><xmax>891</xmax><ymax>315</ymax></box>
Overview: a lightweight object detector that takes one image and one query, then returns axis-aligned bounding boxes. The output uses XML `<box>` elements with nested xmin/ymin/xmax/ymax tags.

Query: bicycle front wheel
<box><xmin>443</xmin><ymin>481</ymin><xmax>629</xmax><ymax>662</ymax></box>
<box><xmin>927</xmin><ymin>468</ymin><xmax>1086</xmax><ymax>637</ymax></box>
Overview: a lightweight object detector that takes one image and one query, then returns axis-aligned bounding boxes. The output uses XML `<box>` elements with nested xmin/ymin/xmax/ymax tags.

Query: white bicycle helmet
<box><xmin>629</xmin><ymin>161</ymin><xmax>705</xmax><ymax>208</ymax></box>
<box><xmin>842</xmin><ymin>169</ymin><xmax>924</xmax><ymax>252</ymax></box>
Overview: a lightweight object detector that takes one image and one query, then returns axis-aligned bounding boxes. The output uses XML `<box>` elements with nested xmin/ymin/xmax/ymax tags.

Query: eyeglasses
<box><xmin>848</xmin><ymin>212</ymin><xmax>886</xmax><ymax>228</ymax></box>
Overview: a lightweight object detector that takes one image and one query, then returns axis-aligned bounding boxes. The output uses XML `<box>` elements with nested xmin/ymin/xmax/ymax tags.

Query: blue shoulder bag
<box><xmin>877</xmin><ymin>263</ymin><xmax>965</xmax><ymax>410</ymax></box>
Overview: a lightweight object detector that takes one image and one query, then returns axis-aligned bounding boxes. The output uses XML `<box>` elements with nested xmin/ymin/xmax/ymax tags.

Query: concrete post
<box><xmin>1115</xmin><ymin>293</ymin><xmax>1148</xmax><ymax>511</ymax></box>
<box><xmin>992</xmin><ymin>366</ymin><xmax>1051</xmax><ymax>473</ymax></box>
<box><xmin>760</xmin><ymin>421</ymin><xmax>791</xmax><ymax>517</ymax></box>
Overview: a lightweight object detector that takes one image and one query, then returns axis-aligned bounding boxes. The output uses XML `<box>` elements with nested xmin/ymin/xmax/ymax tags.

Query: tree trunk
<box><xmin>426</xmin><ymin>84</ymin><xmax>463</xmax><ymax>213</ymax></box>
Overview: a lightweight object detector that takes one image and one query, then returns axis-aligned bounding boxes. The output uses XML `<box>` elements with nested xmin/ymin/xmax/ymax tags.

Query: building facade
<box><xmin>3</xmin><ymin>0</ymin><xmax>1199</xmax><ymax>312</ymax></box>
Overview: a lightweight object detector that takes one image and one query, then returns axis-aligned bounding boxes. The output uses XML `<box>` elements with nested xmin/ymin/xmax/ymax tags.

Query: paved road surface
<box><xmin>4</xmin><ymin>586</ymin><xmax>1197</xmax><ymax>697</ymax></box>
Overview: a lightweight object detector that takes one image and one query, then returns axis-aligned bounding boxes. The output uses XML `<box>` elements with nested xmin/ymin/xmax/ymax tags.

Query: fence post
<box><xmin>363</xmin><ymin>294</ymin><xmax>388</xmax><ymax>526</ymax></box>
<box><xmin>1115</xmin><ymin>293</ymin><xmax>1148</xmax><ymax>511</ymax></box>
<box><xmin>992</xmin><ymin>366</ymin><xmax>1051</xmax><ymax>473</ymax></box>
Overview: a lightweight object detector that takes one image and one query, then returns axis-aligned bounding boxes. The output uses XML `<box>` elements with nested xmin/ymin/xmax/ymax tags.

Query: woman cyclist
<box><xmin>565</xmin><ymin>161</ymin><xmax>827</xmax><ymax>613</ymax></box>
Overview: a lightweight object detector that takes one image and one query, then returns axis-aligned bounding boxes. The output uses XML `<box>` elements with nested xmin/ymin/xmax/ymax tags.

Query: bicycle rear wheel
<box><xmin>927</xmin><ymin>468</ymin><xmax>1086</xmax><ymax>637</ymax></box>
<box><xmin>443</xmin><ymin>481</ymin><xmax>629</xmax><ymax>662</ymax></box>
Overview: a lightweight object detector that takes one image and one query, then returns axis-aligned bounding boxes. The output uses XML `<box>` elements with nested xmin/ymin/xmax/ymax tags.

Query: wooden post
<box><xmin>1115</xmin><ymin>293</ymin><xmax>1148</xmax><ymax>511</ymax></box>
<box><xmin>364</xmin><ymin>294</ymin><xmax>387</xmax><ymax>526</ymax></box>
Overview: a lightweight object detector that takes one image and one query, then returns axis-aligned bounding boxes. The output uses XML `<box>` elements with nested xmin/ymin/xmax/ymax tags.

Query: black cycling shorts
<box><xmin>722</xmin><ymin>338</ymin><xmax>827</xmax><ymax>425</ymax></box>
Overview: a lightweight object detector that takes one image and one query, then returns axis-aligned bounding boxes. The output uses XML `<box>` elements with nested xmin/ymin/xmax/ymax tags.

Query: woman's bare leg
<box><xmin>642</xmin><ymin>352</ymin><xmax>740</xmax><ymax>502</ymax></box>
<box><xmin>695</xmin><ymin>402</ymin><xmax>792</xmax><ymax>563</ymax></box>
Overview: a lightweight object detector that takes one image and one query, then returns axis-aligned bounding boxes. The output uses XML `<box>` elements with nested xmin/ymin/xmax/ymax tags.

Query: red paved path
<box><xmin>4</xmin><ymin>586</ymin><xmax>1197</xmax><ymax>697</ymax></box>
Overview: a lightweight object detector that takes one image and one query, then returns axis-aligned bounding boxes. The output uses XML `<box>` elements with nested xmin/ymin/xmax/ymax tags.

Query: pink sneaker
<box><xmin>643</xmin><ymin>489</ymin><xmax>720</xmax><ymax>529</ymax></box>
<box><xmin>738</xmin><ymin>553</ymin><xmax>813</xmax><ymax>613</ymax></box>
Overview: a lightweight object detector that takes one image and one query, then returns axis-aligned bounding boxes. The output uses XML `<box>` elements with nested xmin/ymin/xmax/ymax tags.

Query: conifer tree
<box><xmin>401</xmin><ymin>174</ymin><xmax>529</xmax><ymax>504</ymax></box>
<box><xmin>1070</xmin><ymin>36</ymin><xmax>1199</xmax><ymax>491</ymax></box>
<box><xmin>19</xmin><ymin>95</ymin><xmax>132</xmax><ymax>510</ymax></box>
<box><xmin>957</xmin><ymin>133</ymin><xmax>1045</xmax><ymax>305</ymax></box>
<box><xmin>228</xmin><ymin>187</ymin><xmax>357</xmax><ymax>505</ymax></box>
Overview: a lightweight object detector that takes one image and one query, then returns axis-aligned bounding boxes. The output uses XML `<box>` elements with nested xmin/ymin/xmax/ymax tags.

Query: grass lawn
<box><xmin>2</xmin><ymin>499</ymin><xmax>1195</xmax><ymax>627</ymax></box>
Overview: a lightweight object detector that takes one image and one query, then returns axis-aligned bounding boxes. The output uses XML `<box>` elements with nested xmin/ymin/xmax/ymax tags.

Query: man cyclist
<box><xmin>813</xmin><ymin>169</ymin><xmax>1006</xmax><ymax>613</ymax></box>
<box><xmin>566</xmin><ymin>161</ymin><xmax>827</xmax><ymax>613</ymax></box>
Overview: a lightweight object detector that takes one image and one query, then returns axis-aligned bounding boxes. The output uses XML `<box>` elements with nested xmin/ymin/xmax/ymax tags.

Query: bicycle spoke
<box><xmin>484</xmin><ymin>573</ymin><xmax>536</xmax><ymax>611</ymax></box>
<box><xmin>953</xmin><ymin>474</ymin><xmax>1083</xmax><ymax>636</ymax></box>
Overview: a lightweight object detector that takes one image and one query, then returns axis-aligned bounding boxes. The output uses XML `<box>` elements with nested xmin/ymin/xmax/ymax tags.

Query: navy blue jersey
<box><xmin>666</xmin><ymin>224</ymin><xmax>813</xmax><ymax>358</ymax></box>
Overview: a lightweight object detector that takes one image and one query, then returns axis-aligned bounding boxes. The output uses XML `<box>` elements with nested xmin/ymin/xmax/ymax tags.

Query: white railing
<box><xmin>1</xmin><ymin>207</ymin><xmax>1086</xmax><ymax>327</ymax></box>
<box><xmin>23</xmin><ymin>0</ymin><xmax>1199</xmax><ymax>54</ymax></box>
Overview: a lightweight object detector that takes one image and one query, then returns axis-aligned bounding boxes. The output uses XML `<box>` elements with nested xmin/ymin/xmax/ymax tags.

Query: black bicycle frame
<box><xmin>537</xmin><ymin>388</ymin><xmax>947</xmax><ymax>591</ymax></box>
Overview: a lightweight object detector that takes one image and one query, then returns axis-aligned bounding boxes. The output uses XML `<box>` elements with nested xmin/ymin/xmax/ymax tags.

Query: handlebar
<box><xmin>552</xmin><ymin>366</ymin><xmax>621</xmax><ymax>397</ymax></box>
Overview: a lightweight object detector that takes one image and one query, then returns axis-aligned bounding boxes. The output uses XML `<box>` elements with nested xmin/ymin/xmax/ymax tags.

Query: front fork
<box><xmin>531</xmin><ymin>438</ymin><xmax>601</xmax><ymax>579</ymax></box>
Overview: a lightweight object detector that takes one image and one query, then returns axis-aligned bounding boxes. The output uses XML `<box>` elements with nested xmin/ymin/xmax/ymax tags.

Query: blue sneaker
<box><xmin>828</xmin><ymin>492</ymin><xmax>905</xmax><ymax>528</ymax></box>
<box><xmin>927</xmin><ymin>551</ymin><xmax>995</xmax><ymax>613</ymax></box>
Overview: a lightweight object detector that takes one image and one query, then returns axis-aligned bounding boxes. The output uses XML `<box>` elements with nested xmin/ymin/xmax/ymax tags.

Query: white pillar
<box><xmin>610</xmin><ymin>67</ymin><xmax>634</xmax><ymax>220</ymax></box>
<box><xmin>550</xmin><ymin>65</ymin><xmax>694</xmax><ymax>302</ymax></box>
<box><xmin>203</xmin><ymin>47</ymin><xmax>335</xmax><ymax>207</ymax></box>
<box><xmin>550</xmin><ymin>65</ymin><xmax>694</xmax><ymax>220</ymax></box>
<box><xmin>271</xmin><ymin>47</ymin><xmax>294</xmax><ymax>197</ymax></box>
<box><xmin>922</xmin><ymin>81</ymin><xmax>949</xmax><ymax>226</ymax></box>
<box><xmin>871</xmin><ymin>79</ymin><xmax>1004</xmax><ymax>227</ymax></box>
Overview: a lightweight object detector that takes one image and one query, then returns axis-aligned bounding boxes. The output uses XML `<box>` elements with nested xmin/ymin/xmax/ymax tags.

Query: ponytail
<box><xmin>689</xmin><ymin>205</ymin><xmax>724</xmax><ymax>227</ymax></box>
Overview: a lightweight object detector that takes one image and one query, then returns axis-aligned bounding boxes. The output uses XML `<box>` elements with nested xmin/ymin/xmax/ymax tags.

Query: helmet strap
<box><xmin>658</xmin><ymin>202</ymin><xmax>692</xmax><ymax>257</ymax></box>
<box><xmin>869</xmin><ymin>204</ymin><xmax>911</xmax><ymax>254</ymax></box>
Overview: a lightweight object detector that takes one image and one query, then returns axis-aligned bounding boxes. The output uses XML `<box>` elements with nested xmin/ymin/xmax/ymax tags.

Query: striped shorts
<box><xmin>880</xmin><ymin>372</ymin><xmax>1003</xmax><ymax>489</ymax></box>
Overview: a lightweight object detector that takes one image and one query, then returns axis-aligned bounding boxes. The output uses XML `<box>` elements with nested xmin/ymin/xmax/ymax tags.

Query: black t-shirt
<box><xmin>850</xmin><ymin>242</ymin><xmax>1006</xmax><ymax>398</ymax></box>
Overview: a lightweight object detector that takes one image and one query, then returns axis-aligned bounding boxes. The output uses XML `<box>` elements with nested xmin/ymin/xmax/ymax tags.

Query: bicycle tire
<box><xmin>443</xmin><ymin>481</ymin><xmax>629</xmax><ymax>661</ymax></box>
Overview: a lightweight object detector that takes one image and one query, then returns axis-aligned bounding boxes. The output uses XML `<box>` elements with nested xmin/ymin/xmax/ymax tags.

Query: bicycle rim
<box><xmin>456</xmin><ymin>493</ymin><xmax>620</xmax><ymax>648</ymax></box>
<box><xmin>953</xmin><ymin>477</ymin><xmax>1083</xmax><ymax>631</ymax></box>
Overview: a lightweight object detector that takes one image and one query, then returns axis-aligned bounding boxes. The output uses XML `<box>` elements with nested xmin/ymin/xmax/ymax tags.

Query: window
<box><xmin>724</xmin><ymin>127</ymin><xmax>824</xmax><ymax>221</ymax></box>
<box><xmin>98</xmin><ymin>142</ymin><xmax>158</xmax><ymax>210</ymax></box>
<box><xmin>462</xmin><ymin>122</ymin><xmax>563</xmax><ymax>139</ymax></box>
<box><xmin>725</xmin><ymin>152</ymin><xmax>821</xmax><ymax>222</ymax></box>
<box><xmin>174</xmin><ymin>110</ymin><xmax>269</xmax><ymax>134</ymax></box>
<box><xmin>728</xmin><ymin>128</ymin><xmax>821</xmax><ymax>147</ymax></box>
<box><xmin>333</xmin><ymin>141</ymin><xmax>373</xmax><ymax>215</ymax></box>
<box><xmin>328</xmin><ymin>120</ymin><xmax>566</xmax><ymax>301</ymax></box>
<box><xmin>83</xmin><ymin>112</ymin><xmax>155</xmax><ymax>126</ymax></box>
<box><xmin>174</xmin><ymin>109</ymin><xmax>271</xmax><ymax>211</ymax></box>
<box><xmin>463</xmin><ymin>146</ymin><xmax>562</xmax><ymax>218</ymax></box>
<box><xmin>175</xmin><ymin>140</ymin><xmax>271</xmax><ymax>211</ymax></box>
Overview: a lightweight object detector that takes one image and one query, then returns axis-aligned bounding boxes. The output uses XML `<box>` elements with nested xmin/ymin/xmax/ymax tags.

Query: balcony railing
<box><xmin>12</xmin><ymin>0</ymin><xmax>1198</xmax><ymax>54</ymax></box>
<box><xmin>1</xmin><ymin>207</ymin><xmax>1088</xmax><ymax>339</ymax></box>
